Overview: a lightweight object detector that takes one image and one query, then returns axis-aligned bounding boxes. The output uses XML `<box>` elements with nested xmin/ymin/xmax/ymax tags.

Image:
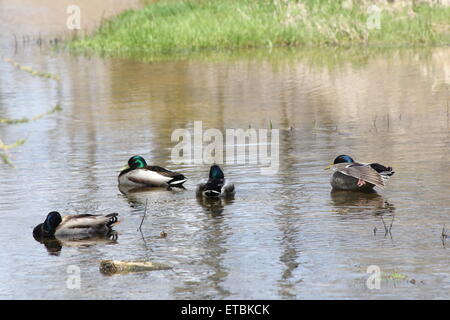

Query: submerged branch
<box><xmin>0</xmin><ymin>54</ymin><xmax>62</xmax><ymax>167</ymax></box>
<box><xmin>0</xmin><ymin>105</ymin><xmax>62</xmax><ymax>125</ymax></box>
<box><xmin>0</xmin><ymin>106</ymin><xmax>61</xmax><ymax>166</ymax></box>
<box><xmin>0</xmin><ymin>138</ymin><xmax>26</xmax><ymax>167</ymax></box>
<box><xmin>0</xmin><ymin>55</ymin><xmax>61</xmax><ymax>81</ymax></box>
<box><xmin>0</xmin><ymin>138</ymin><xmax>26</xmax><ymax>150</ymax></box>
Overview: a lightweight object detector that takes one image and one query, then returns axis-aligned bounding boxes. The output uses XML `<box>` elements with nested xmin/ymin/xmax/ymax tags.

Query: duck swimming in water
<box><xmin>196</xmin><ymin>164</ymin><xmax>235</xmax><ymax>198</ymax></box>
<box><xmin>33</xmin><ymin>211</ymin><xmax>119</xmax><ymax>239</ymax></box>
<box><xmin>325</xmin><ymin>155</ymin><xmax>394</xmax><ymax>192</ymax></box>
<box><xmin>118</xmin><ymin>155</ymin><xmax>187</xmax><ymax>188</ymax></box>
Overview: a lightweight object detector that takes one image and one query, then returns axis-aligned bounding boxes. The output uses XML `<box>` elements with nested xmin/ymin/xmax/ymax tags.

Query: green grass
<box><xmin>67</xmin><ymin>0</ymin><xmax>450</xmax><ymax>58</ymax></box>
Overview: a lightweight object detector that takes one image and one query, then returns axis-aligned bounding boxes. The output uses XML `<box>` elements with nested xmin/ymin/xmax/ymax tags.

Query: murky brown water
<box><xmin>0</xmin><ymin>0</ymin><xmax>145</xmax><ymax>40</ymax></box>
<box><xmin>1</xmin><ymin>1</ymin><xmax>450</xmax><ymax>299</ymax></box>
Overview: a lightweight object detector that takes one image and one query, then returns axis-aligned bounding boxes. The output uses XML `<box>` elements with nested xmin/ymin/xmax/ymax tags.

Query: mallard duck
<box><xmin>325</xmin><ymin>155</ymin><xmax>394</xmax><ymax>191</ymax></box>
<box><xmin>118</xmin><ymin>155</ymin><xmax>187</xmax><ymax>188</ymax></box>
<box><xmin>33</xmin><ymin>211</ymin><xmax>119</xmax><ymax>239</ymax></box>
<box><xmin>196</xmin><ymin>164</ymin><xmax>235</xmax><ymax>198</ymax></box>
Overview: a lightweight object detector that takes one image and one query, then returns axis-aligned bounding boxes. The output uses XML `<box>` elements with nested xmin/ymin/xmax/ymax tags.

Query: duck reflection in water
<box><xmin>33</xmin><ymin>231</ymin><xmax>118</xmax><ymax>255</ymax></box>
<box><xmin>196</xmin><ymin>195</ymin><xmax>234</xmax><ymax>217</ymax></box>
<box><xmin>118</xmin><ymin>184</ymin><xmax>186</xmax><ymax>211</ymax></box>
<box><xmin>330</xmin><ymin>190</ymin><xmax>395</xmax><ymax>216</ymax></box>
<box><xmin>119</xmin><ymin>183</ymin><xmax>189</xmax><ymax>196</ymax></box>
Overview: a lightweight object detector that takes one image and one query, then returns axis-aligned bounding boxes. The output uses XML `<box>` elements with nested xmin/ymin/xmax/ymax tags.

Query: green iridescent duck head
<box><xmin>120</xmin><ymin>155</ymin><xmax>147</xmax><ymax>172</ymax></box>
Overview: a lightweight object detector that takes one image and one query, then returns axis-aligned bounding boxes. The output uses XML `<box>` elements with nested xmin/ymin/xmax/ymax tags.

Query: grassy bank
<box><xmin>68</xmin><ymin>0</ymin><xmax>450</xmax><ymax>57</ymax></box>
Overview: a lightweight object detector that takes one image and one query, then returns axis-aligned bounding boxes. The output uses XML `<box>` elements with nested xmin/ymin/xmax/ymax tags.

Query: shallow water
<box><xmin>1</xmin><ymin>2</ymin><xmax>450</xmax><ymax>300</ymax></box>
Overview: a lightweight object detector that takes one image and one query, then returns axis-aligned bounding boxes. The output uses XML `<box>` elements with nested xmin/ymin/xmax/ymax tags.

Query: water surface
<box><xmin>1</xmin><ymin>1</ymin><xmax>450</xmax><ymax>300</ymax></box>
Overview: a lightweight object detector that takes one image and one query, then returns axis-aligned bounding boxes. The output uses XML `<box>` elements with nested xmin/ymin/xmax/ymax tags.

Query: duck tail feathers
<box><xmin>204</xmin><ymin>190</ymin><xmax>221</xmax><ymax>197</ymax></box>
<box><xmin>106</xmin><ymin>213</ymin><xmax>119</xmax><ymax>227</ymax></box>
<box><xmin>202</xmin><ymin>179</ymin><xmax>225</xmax><ymax>197</ymax></box>
<box><xmin>168</xmin><ymin>176</ymin><xmax>187</xmax><ymax>187</ymax></box>
<box><xmin>370</xmin><ymin>163</ymin><xmax>394</xmax><ymax>176</ymax></box>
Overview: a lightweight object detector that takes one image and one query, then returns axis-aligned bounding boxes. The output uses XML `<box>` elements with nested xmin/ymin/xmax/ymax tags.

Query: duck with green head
<box><xmin>196</xmin><ymin>164</ymin><xmax>235</xmax><ymax>198</ymax></box>
<box><xmin>325</xmin><ymin>155</ymin><xmax>394</xmax><ymax>192</ymax></box>
<box><xmin>33</xmin><ymin>211</ymin><xmax>119</xmax><ymax>240</ymax></box>
<box><xmin>118</xmin><ymin>155</ymin><xmax>187</xmax><ymax>188</ymax></box>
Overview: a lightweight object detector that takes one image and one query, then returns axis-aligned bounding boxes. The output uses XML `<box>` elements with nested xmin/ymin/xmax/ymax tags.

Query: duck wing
<box><xmin>60</xmin><ymin>213</ymin><xmax>119</xmax><ymax>230</ymax></box>
<box><xmin>333</xmin><ymin>163</ymin><xmax>385</xmax><ymax>188</ymax></box>
<box><xmin>146</xmin><ymin>166</ymin><xmax>187</xmax><ymax>186</ymax></box>
<box><xmin>124</xmin><ymin>167</ymin><xmax>184</xmax><ymax>186</ymax></box>
<box><xmin>196</xmin><ymin>180</ymin><xmax>207</xmax><ymax>196</ymax></box>
<box><xmin>223</xmin><ymin>181</ymin><xmax>235</xmax><ymax>195</ymax></box>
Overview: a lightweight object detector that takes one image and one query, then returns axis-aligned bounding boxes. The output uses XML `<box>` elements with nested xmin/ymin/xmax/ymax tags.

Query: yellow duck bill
<box><xmin>119</xmin><ymin>164</ymin><xmax>130</xmax><ymax>172</ymax></box>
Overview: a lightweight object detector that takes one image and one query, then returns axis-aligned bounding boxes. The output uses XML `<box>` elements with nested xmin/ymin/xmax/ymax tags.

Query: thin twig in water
<box><xmin>139</xmin><ymin>226</ymin><xmax>153</xmax><ymax>253</ymax></box>
<box><xmin>372</xmin><ymin>114</ymin><xmax>377</xmax><ymax>132</ymax></box>
<box><xmin>388</xmin><ymin>214</ymin><xmax>395</xmax><ymax>233</ymax></box>
<box><xmin>13</xmin><ymin>33</ymin><xmax>17</xmax><ymax>55</ymax></box>
<box><xmin>138</xmin><ymin>199</ymin><xmax>153</xmax><ymax>253</ymax></box>
<box><xmin>386</xmin><ymin>113</ymin><xmax>390</xmax><ymax>129</ymax></box>
<box><xmin>380</xmin><ymin>214</ymin><xmax>394</xmax><ymax>239</ymax></box>
<box><xmin>446</xmin><ymin>87</ymin><xmax>449</xmax><ymax>129</ymax></box>
<box><xmin>138</xmin><ymin>199</ymin><xmax>148</xmax><ymax>232</ymax></box>
<box><xmin>380</xmin><ymin>215</ymin><xmax>388</xmax><ymax>232</ymax></box>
